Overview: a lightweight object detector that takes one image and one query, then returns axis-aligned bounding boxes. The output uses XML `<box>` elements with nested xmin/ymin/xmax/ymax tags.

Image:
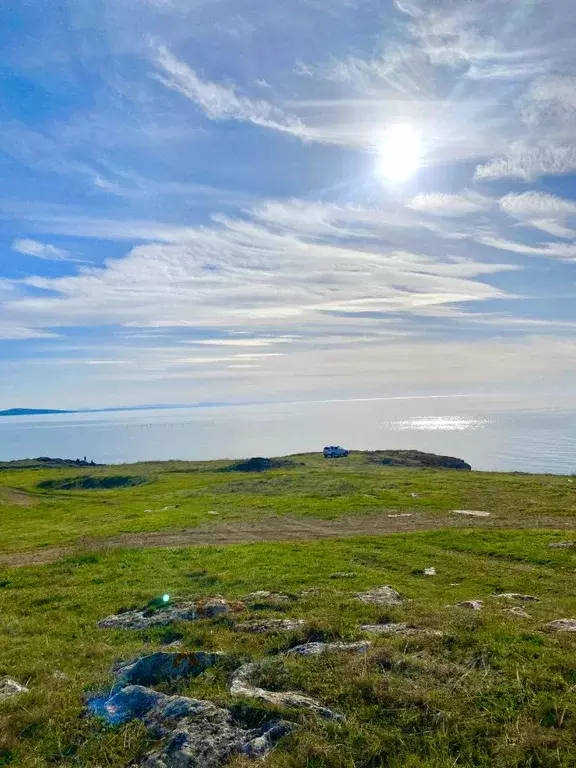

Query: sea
<box><xmin>1</xmin><ymin>395</ymin><xmax>575</xmax><ymax>474</ymax></box>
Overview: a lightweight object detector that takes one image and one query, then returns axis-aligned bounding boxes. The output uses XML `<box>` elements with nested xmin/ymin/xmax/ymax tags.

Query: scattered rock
<box><xmin>410</xmin><ymin>493</ymin><xmax>419</xmax><ymax>498</ymax></box>
<box><xmin>90</xmin><ymin>685</ymin><xmax>295</xmax><ymax>765</ymax></box>
<box><xmin>195</xmin><ymin>597</ymin><xmax>244</xmax><ymax>619</ymax></box>
<box><xmin>98</xmin><ymin>601</ymin><xmax>198</xmax><ymax>630</ymax></box>
<box><xmin>161</xmin><ymin>640</ymin><xmax>184</xmax><ymax>650</ymax></box>
<box><xmin>286</xmin><ymin>641</ymin><xmax>370</xmax><ymax>656</ymax></box>
<box><xmin>207</xmin><ymin>510</ymin><xmax>219</xmax><ymax>516</ymax></box>
<box><xmin>329</xmin><ymin>572</ymin><xmax>357</xmax><ymax>580</ymax></box>
<box><xmin>424</xmin><ymin>567</ymin><xmax>436</xmax><ymax>576</ymax></box>
<box><xmin>493</xmin><ymin>593</ymin><xmax>539</xmax><ymax>602</ymax></box>
<box><xmin>359</xmin><ymin>623</ymin><xmax>442</xmax><ymax>637</ymax></box>
<box><xmin>234</xmin><ymin>619</ymin><xmax>305</xmax><ymax>634</ymax></box>
<box><xmin>504</xmin><ymin>607</ymin><xmax>531</xmax><ymax>618</ymax></box>
<box><xmin>244</xmin><ymin>591</ymin><xmax>292</xmax><ymax>604</ymax></box>
<box><xmin>545</xmin><ymin>619</ymin><xmax>576</xmax><ymax>632</ymax></box>
<box><xmin>230</xmin><ymin>664</ymin><xmax>343</xmax><ymax>721</ymax></box>
<box><xmin>549</xmin><ymin>541</ymin><xmax>576</xmax><ymax>549</ymax></box>
<box><xmin>387</xmin><ymin>513</ymin><xmax>412</xmax><ymax>518</ymax></box>
<box><xmin>299</xmin><ymin>588</ymin><xmax>320</xmax><ymax>597</ymax></box>
<box><xmin>452</xmin><ymin>510</ymin><xmax>490</xmax><ymax>518</ymax></box>
<box><xmin>455</xmin><ymin>600</ymin><xmax>483</xmax><ymax>610</ymax></box>
<box><xmin>0</xmin><ymin>677</ymin><xmax>28</xmax><ymax>701</ymax></box>
<box><xmin>112</xmin><ymin>652</ymin><xmax>224</xmax><ymax>694</ymax></box>
<box><xmin>355</xmin><ymin>585</ymin><xmax>403</xmax><ymax>606</ymax></box>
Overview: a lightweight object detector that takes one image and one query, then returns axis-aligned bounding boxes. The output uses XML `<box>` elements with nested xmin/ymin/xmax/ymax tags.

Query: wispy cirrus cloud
<box><xmin>12</xmin><ymin>238</ymin><xmax>72</xmax><ymax>261</ymax></box>
<box><xmin>154</xmin><ymin>46</ymin><xmax>306</xmax><ymax>136</ymax></box>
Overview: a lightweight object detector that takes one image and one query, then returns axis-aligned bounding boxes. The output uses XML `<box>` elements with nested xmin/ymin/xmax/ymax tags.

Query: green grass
<box><xmin>0</xmin><ymin>453</ymin><xmax>575</xmax><ymax>554</ymax></box>
<box><xmin>0</xmin><ymin>530</ymin><xmax>575</xmax><ymax>767</ymax></box>
<box><xmin>1</xmin><ymin>455</ymin><xmax>575</xmax><ymax>766</ymax></box>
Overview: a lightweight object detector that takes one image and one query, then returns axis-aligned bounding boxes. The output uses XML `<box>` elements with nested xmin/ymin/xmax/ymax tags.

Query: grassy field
<box><xmin>0</xmin><ymin>455</ymin><xmax>575</xmax><ymax>767</ymax></box>
<box><xmin>0</xmin><ymin>453</ymin><xmax>575</xmax><ymax>555</ymax></box>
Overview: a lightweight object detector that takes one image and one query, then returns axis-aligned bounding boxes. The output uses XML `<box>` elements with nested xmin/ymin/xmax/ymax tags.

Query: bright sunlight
<box><xmin>378</xmin><ymin>123</ymin><xmax>422</xmax><ymax>182</ymax></box>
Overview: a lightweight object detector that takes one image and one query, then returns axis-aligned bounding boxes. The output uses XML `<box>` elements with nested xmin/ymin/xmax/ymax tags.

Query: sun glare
<box><xmin>378</xmin><ymin>123</ymin><xmax>422</xmax><ymax>182</ymax></box>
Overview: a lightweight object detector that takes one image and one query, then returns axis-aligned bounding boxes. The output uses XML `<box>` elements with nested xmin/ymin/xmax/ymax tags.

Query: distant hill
<box><xmin>0</xmin><ymin>408</ymin><xmax>73</xmax><ymax>417</ymax></box>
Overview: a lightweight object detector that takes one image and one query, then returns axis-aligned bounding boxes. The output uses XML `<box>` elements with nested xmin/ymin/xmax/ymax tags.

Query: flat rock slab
<box><xmin>0</xmin><ymin>677</ymin><xmax>28</xmax><ymax>701</ymax></box>
<box><xmin>387</xmin><ymin>514</ymin><xmax>412</xmax><ymax>518</ymax></box>
<box><xmin>493</xmin><ymin>593</ymin><xmax>539</xmax><ymax>602</ymax></box>
<box><xmin>355</xmin><ymin>585</ymin><xmax>403</xmax><ymax>606</ymax></box>
<box><xmin>98</xmin><ymin>597</ymin><xmax>241</xmax><ymax>630</ymax></box>
<box><xmin>549</xmin><ymin>541</ymin><xmax>576</xmax><ymax>549</ymax></box>
<box><xmin>89</xmin><ymin>685</ymin><xmax>295</xmax><ymax>766</ymax></box>
<box><xmin>452</xmin><ymin>510</ymin><xmax>490</xmax><ymax>518</ymax></box>
<box><xmin>98</xmin><ymin>602</ymin><xmax>198</xmax><ymax>630</ymax></box>
<box><xmin>286</xmin><ymin>641</ymin><xmax>370</xmax><ymax>656</ymax></box>
<box><xmin>243</xmin><ymin>591</ymin><xmax>293</xmax><ymax>605</ymax></box>
<box><xmin>235</xmin><ymin>619</ymin><xmax>305</xmax><ymax>634</ymax></box>
<box><xmin>113</xmin><ymin>652</ymin><xmax>224</xmax><ymax>693</ymax></box>
<box><xmin>546</xmin><ymin>619</ymin><xmax>576</xmax><ymax>632</ymax></box>
<box><xmin>359</xmin><ymin>623</ymin><xmax>442</xmax><ymax>637</ymax></box>
<box><xmin>504</xmin><ymin>607</ymin><xmax>531</xmax><ymax>618</ymax></box>
<box><xmin>230</xmin><ymin>663</ymin><xmax>343</xmax><ymax>722</ymax></box>
<box><xmin>455</xmin><ymin>600</ymin><xmax>483</xmax><ymax>610</ymax></box>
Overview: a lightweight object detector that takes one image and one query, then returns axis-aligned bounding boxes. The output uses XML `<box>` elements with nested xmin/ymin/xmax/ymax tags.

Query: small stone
<box><xmin>355</xmin><ymin>585</ymin><xmax>403</xmax><ymax>606</ymax></box>
<box><xmin>112</xmin><ymin>651</ymin><xmax>224</xmax><ymax>694</ymax></box>
<box><xmin>286</xmin><ymin>641</ymin><xmax>370</xmax><ymax>656</ymax></box>
<box><xmin>207</xmin><ymin>510</ymin><xmax>219</xmax><ymax>515</ymax></box>
<box><xmin>0</xmin><ymin>677</ymin><xmax>28</xmax><ymax>701</ymax></box>
<box><xmin>453</xmin><ymin>510</ymin><xmax>490</xmax><ymax>517</ymax></box>
<box><xmin>329</xmin><ymin>572</ymin><xmax>357</xmax><ymax>579</ymax></box>
<box><xmin>455</xmin><ymin>600</ymin><xmax>483</xmax><ymax>610</ymax></box>
<box><xmin>493</xmin><ymin>593</ymin><xmax>539</xmax><ymax>602</ymax></box>
<box><xmin>387</xmin><ymin>513</ymin><xmax>412</xmax><ymax>518</ymax></box>
<box><xmin>549</xmin><ymin>541</ymin><xmax>576</xmax><ymax>549</ymax></box>
<box><xmin>359</xmin><ymin>623</ymin><xmax>442</xmax><ymax>637</ymax></box>
<box><xmin>545</xmin><ymin>619</ymin><xmax>576</xmax><ymax>632</ymax></box>
<box><xmin>504</xmin><ymin>607</ymin><xmax>531</xmax><ymax>618</ymax></box>
<box><xmin>424</xmin><ymin>567</ymin><xmax>436</xmax><ymax>576</ymax></box>
<box><xmin>234</xmin><ymin>619</ymin><xmax>305</xmax><ymax>634</ymax></box>
<box><xmin>410</xmin><ymin>493</ymin><xmax>419</xmax><ymax>498</ymax></box>
<box><xmin>230</xmin><ymin>663</ymin><xmax>343</xmax><ymax>721</ymax></box>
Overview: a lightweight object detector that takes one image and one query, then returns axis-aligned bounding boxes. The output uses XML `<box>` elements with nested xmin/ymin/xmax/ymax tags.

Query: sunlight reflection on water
<box><xmin>389</xmin><ymin>416</ymin><xmax>490</xmax><ymax>431</ymax></box>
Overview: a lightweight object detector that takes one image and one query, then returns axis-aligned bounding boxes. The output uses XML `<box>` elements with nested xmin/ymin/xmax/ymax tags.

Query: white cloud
<box><xmin>478</xmin><ymin>235</ymin><xmax>576</xmax><ymax>260</ymax></box>
<box><xmin>154</xmin><ymin>46</ymin><xmax>305</xmax><ymax>136</ymax></box>
<box><xmin>12</xmin><ymin>238</ymin><xmax>72</xmax><ymax>261</ymax></box>
<box><xmin>499</xmin><ymin>191</ymin><xmax>576</xmax><ymax>239</ymax></box>
<box><xmin>475</xmin><ymin>145</ymin><xmax>576</xmax><ymax>181</ymax></box>
<box><xmin>407</xmin><ymin>192</ymin><xmax>490</xmax><ymax>216</ymax></box>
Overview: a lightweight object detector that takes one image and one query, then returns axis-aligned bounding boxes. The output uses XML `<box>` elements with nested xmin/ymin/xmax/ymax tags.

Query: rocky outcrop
<box><xmin>355</xmin><ymin>585</ymin><xmax>403</xmax><ymax>606</ymax></box>
<box><xmin>359</xmin><ymin>623</ymin><xmax>442</xmax><ymax>637</ymax></box>
<box><xmin>98</xmin><ymin>597</ymin><xmax>241</xmax><ymax>630</ymax></box>
<box><xmin>90</xmin><ymin>685</ymin><xmax>295</xmax><ymax>766</ymax></box>
<box><xmin>0</xmin><ymin>677</ymin><xmax>28</xmax><ymax>701</ymax></box>
<box><xmin>230</xmin><ymin>663</ymin><xmax>343</xmax><ymax>721</ymax></box>
<box><xmin>504</xmin><ymin>607</ymin><xmax>531</xmax><ymax>618</ymax></box>
<box><xmin>549</xmin><ymin>541</ymin><xmax>576</xmax><ymax>549</ymax></box>
<box><xmin>545</xmin><ymin>619</ymin><xmax>576</xmax><ymax>632</ymax></box>
<box><xmin>365</xmin><ymin>450</ymin><xmax>471</xmax><ymax>470</ymax></box>
<box><xmin>454</xmin><ymin>600</ymin><xmax>483</xmax><ymax>610</ymax></box>
<box><xmin>286</xmin><ymin>641</ymin><xmax>370</xmax><ymax>656</ymax></box>
<box><xmin>112</xmin><ymin>652</ymin><xmax>224</xmax><ymax>693</ymax></box>
<box><xmin>98</xmin><ymin>601</ymin><xmax>198</xmax><ymax>630</ymax></box>
<box><xmin>493</xmin><ymin>593</ymin><xmax>539</xmax><ymax>602</ymax></box>
<box><xmin>234</xmin><ymin>619</ymin><xmax>305</xmax><ymax>633</ymax></box>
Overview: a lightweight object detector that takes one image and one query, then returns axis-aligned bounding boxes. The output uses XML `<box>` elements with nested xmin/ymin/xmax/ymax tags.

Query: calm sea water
<box><xmin>1</xmin><ymin>396</ymin><xmax>575</xmax><ymax>474</ymax></box>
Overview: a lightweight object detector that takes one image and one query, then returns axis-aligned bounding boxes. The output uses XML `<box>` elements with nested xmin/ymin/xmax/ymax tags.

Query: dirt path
<box><xmin>1</xmin><ymin>512</ymin><xmax>574</xmax><ymax>567</ymax></box>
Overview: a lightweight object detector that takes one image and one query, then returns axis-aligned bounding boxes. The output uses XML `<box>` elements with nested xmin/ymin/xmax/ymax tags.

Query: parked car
<box><xmin>323</xmin><ymin>445</ymin><xmax>349</xmax><ymax>458</ymax></box>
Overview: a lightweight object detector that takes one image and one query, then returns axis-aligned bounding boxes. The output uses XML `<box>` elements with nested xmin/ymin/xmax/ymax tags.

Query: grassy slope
<box><xmin>0</xmin><ymin>532</ymin><xmax>575</xmax><ymax>766</ymax></box>
<box><xmin>0</xmin><ymin>453</ymin><xmax>575</xmax><ymax>553</ymax></box>
<box><xmin>0</xmin><ymin>456</ymin><xmax>575</xmax><ymax>766</ymax></box>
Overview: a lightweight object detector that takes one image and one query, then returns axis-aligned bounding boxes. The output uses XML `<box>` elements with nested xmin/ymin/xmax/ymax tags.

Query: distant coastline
<box><xmin>0</xmin><ymin>408</ymin><xmax>74</xmax><ymax>417</ymax></box>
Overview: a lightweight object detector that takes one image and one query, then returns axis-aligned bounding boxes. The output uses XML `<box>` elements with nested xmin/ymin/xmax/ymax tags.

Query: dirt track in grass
<box><xmin>1</xmin><ymin>511</ymin><xmax>574</xmax><ymax>567</ymax></box>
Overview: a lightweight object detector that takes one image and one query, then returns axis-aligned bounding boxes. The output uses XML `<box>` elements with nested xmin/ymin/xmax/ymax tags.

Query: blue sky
<box><xmin>1</xmin><ymin>0</ymin><xmax>576</xmax><ymax>409</ymax></box>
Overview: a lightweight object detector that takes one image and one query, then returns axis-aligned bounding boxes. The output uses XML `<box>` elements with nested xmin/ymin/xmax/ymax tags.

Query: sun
<box><xmin>378</xmin><ymin>123</ymin><xmax>422</xmax><ymax>182</ymax></box>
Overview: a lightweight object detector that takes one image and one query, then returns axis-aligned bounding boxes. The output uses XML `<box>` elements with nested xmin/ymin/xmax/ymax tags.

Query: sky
<box><xmin>1</xmin><ymin>0</ymin><xmax>576</xmax><ymax>410</ymax></box>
